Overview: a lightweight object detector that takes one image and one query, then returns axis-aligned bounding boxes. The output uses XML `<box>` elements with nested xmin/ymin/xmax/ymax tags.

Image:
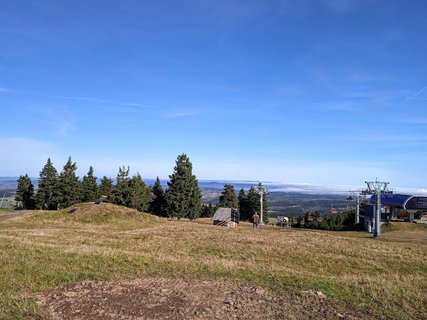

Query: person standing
<box><xmin>252</xmin><ymin>212</ymin><xmax>260</xmax><ymax>229</ymax></box>
<box><xmin>231</xmin><ymin>208</ymin><xmax>240</xmax><ymax>228</ymax></box>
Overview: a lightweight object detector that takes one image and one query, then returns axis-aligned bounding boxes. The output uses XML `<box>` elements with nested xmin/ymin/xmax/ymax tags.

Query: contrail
<box><xmin>400</xmin><ymin>86</ymin><xmax>427</xmax><ymax>106</ymax></box>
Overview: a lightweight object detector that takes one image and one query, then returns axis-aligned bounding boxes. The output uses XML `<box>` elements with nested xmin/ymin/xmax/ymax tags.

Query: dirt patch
<box><xmin>36</xmin><ymin>278</ymin><xmax>374</xmax><ymax>320</ymax></box>
<box><xmin>0</xmin><ymin>210</ymin><xmax>28</xmax><ymax>222</ymax></box>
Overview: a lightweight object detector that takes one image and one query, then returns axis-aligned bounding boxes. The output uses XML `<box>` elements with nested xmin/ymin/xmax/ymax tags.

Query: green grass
<box><xmin>0</xmin><ymin>204</ymin><xmax>426</xmax><ymax>319</ymax></box>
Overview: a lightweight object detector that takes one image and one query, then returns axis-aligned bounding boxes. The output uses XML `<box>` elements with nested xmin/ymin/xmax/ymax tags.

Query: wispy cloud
<box><xmin>33</xmin><ymin>106</ymin><xmax>76</xmax><ymax>137</ymax></box>
<box><xmin>400</xmin><ymin>86</ymin><xmax>427</xmax><ymax>106</ymax></box>
<box><xmin>52</xmin><ymin>96</ymin><xmax>155</xmax><ymax>108</ymax></box>
<box><xmin>165</xmin><ymin>110</ymin><xmax>199</xmax><ymax>118</ymax></box>
<box><xmin>0</xmin><ymin>87</ymin><xmax>11</xmax><ymax>92</ymax></box>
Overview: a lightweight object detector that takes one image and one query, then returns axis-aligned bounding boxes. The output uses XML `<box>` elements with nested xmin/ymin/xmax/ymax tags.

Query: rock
<box><xmin>256</xmin><ymin>288</ymin><xmax>266</xmax><ymax>295</ymax></box>
<box><xmin>63</xmin><ymin>291</ymin><xmax>78</xmax><ymax>298</ymax></box>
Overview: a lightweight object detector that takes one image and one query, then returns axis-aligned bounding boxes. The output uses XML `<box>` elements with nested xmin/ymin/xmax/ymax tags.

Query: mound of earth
<box><xmin>57</xmin><ymin>203</ymin><xmax>162</xmax><ymax>224</ymax></box>
<box><xmin>36</xmin><ymin>278</ymin><xmax>373</xmax><ymax>320</ymax></box>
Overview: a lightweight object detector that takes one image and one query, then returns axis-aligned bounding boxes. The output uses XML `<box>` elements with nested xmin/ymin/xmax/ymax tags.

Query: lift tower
<box><xmin>362</xmin><ymin>179</ymin><xmax>392</xmax><ymax>239</ymax></box>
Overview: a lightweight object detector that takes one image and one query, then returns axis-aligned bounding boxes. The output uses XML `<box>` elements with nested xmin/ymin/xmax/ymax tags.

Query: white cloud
<box><xmin>194</xmin><ymin>159</ymin><xmax>391</xmax><ymax>187</ymax></box>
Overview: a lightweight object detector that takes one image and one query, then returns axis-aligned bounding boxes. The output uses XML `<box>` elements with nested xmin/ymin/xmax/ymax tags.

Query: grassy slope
<box><xmin>0</xmin><ymin>204</ymin><xmax>426</xmax><ymax>319</ymax></box>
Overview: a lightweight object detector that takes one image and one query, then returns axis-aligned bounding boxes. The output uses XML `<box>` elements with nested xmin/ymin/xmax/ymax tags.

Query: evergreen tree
<box><xmin>99</xmin><ymin>176</ymin><xmax>114</xmax><ymax>200</ymax></box>
<box><xmin>165</xmin><ymin>154</ymin><xmax>202</xmax><ymax>220</ymax></box>
<box><xmin>218</xmin><ymin>184</ymin><xmax>239</xmax><ymax>208</ymax></box>
<box><xmin>81</xmin><ymin>166</ymin><xmax>99</xmax><ymax>202</ymax></box>
<box><xmin>247</xmin><ymin>186</ymin><xmax>261</xmax><ymax>217</ymax></box>
<box><xmin>149</xmin><ymin>177</ymin><xmax>167</xmax><ymax>216</ymax></box>
<box><xmin>15</xmin><ymin>174</ymin><xmax>35</xmax><ymax>209</ymax></box>
<box><xmin>258</xmin><ymin>183</ymin><xmax>270</xmax><ymax>223</ymax></box>
<box><xmin>112</xmin><ymin>166</ymin><xmax>131</xmax><ymax>206</ymax></box>
<box><xmin>200</xmin><ymin>203</ymin><xmax>216</xmax><ymax>218</ymax></box>
<box><xmin>35</xmin><ymin>158</ymin><xmax>59</xmax><ymax>210</ymax></box>
<box><xmin>238</xmin><ymin>188</ymin><xmax>248</xmax><ymax>220</ymax></box>
<box><xmin>239</xmin><ymin>186</ymin><xmax>260</xmax><ymax>221</ymax></box>
<box><xmin>57</xmin><ymin>157</ymin><xmax>81</xmax><ymax>208</ymax></box>
<box><xmin>129</xmin><ymin>173</ymin><xmax>151</xmax><ymax>212</ymax></box>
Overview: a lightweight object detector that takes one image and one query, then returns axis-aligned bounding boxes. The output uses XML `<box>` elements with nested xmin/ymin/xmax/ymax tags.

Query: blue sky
<box><xmin>1</xmin><ymin>0</ymin><xmax>426</xmax><ymax>190</ymax></box>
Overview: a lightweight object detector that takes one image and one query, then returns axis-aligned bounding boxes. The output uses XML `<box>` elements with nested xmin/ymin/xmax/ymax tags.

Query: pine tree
<box><xmin>246</xmin><ymin>186</ymin><xmax>260</xmax><ymax>218</ymax></box>
<box><xmin>129</xmin><ymin>173</ymin><xmax>151</xmax><ymax>212</ymax></box>
<box><xmin>149</xmin><ymin>177</ymin><xmax>167</xmax><ymax>217</ymax></box>
<box><xmin>218</xmin><ymin>184</ymin><xmax>238</xmax><ymax>208</ymax></box>
<box><xmin>238</xmin><ymin>186</ymin><xmax>260</xmax><ymax>221</ymax></box>
<box><xmin>258</xmin><ymin>182</ymin><xmax>269</xmax><ymax>223</ymax></box>
<box><xmin>238</xmin><ymin>188</ymin><xmax>248</xmax><ymax>220</ymax></box>
<box><xmin>99</xmin><ymin>176</ymin><xmax>114</xmax><ymax>200</ymax></box>
<box><xmin>200</xmin><ymin>203</ymin><xmax>216</xmax><ymax>218</ymax></box>
<box><xmin>35</xmin><ymin>158</ymin><xmax>59</xmax><ymax>210</ymax></box>
<box><xmin>112</xmin><ymin>166</ymin><xmax>131</xmax><ymax>206</ymax></box>
<box><xmin>81</xmin><ymin>166</ymin><xmax>99</xmax><ymax>202</ymax></box>
<box><xmin>15</xmin><ymin>174</ymin><xmax>35</xmax><ymax>209</ymax></box>
<box><xmin>57</xmin><ymin>157</ymin><xmax>81</xmax><ymax>208</ymax></box>
<box><xmin>165</xmin><ymin>154</ymin><xmax>202</xmax><ymax>220</ymax></box>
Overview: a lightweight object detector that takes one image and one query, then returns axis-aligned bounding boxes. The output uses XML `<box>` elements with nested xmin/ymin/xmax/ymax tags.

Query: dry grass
<box><xmin>0</xmin><ymin>204</ymin><xmax>426</xmax><ymax>319</ymax></box>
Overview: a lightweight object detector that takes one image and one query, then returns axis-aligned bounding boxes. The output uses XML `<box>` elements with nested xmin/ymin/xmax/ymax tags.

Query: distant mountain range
<box><xmin>1</xmin><ymin>177</ymin><xmax>426</xmax><ymax>196</ymax></box>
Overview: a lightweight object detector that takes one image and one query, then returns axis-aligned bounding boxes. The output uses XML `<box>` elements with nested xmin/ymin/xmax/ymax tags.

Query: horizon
<box><xmin>1</xmin><ymin>1</ymin><xmax>427</xmax><ymax>189</ymax></box>
<box><xmin>1</xmin><ymin>175</ymin><xmax>426</xmax><ymax>196</ymax></box>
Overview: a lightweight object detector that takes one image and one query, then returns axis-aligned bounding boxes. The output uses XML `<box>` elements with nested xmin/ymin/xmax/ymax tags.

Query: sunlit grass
<box><xmin>0</xmin><ymin>203</ymin><xmax>426</xmax><ymax>319</ymax></box>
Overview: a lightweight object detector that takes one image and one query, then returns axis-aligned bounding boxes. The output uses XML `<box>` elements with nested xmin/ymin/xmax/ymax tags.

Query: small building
<box><xmin>212</xmin><ymin>207</ymin><xmax>239</xmax><ymax>226</ymax></box>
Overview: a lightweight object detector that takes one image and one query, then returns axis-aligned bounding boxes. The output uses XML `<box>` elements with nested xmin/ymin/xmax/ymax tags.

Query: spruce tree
<box><xmin>238</xmin><ymin>186</ymin><xmax>260</xmax><ymax>221</ymax></box>
<box><xmin>200</xmin><ymin>203</ymin><xmax>216</xmax><ymax>218</ymax></box>
<box><xmin>149</xmin><ymin>177</ymin><xmax>167</xmax><ymax>216</ymax></box>
<box><xmin>99</xmin><ymin>176</ymin><xmax>114</xmax><ymax>200</ymax></box>
<box><xmin>57</xmin><ymin>157</ymin><xmax>81</xmax><ymax>208</ymax></box>
<box><xmin>35</xmin><ymin>158</ymin><xmax>59</xmax><ymax>210</ymax></box>
<box><xmin>81</xmin><ymin>166</ymin><xmax>99</xmax><ymax>202</ymax></box>
<box><xmin>258</xmin><ymin>183</ymin><xmax>269</xmax><ymax>223</ymax></box>
<box><xmin>129</xmin><ymin>173</ymin><xmax>151</xmax><ymax>212</ymax></box>
<box><xmin>218</xmin><ymin>184</ymin><xmax>238</xmax><ymax>208</ymax></box>
<box><xmin>165</xmin><ymin>154</ymin><xmax>202</xmax><ymax>220</ymax></box>
<box><xmin>246</xmin><ymin>186</ymin><xmax>260</xmax><ymax>219</ymax></box>
<box><xmin>15</xmin><ymin>174</ymin><xmax>35</xmax><ymax>209</ymax></box>
<box><xmin>112</xmin><ymin>166</ymin><xmax>131</xmax><ymax>206</ymax></box>
<box><xmin>238</xmin><ymin>188</ymin><xmax>248</xmax><ymax>220</ymax></box>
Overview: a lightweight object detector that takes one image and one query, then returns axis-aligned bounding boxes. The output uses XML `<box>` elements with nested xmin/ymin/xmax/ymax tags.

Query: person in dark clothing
<box><xmin>252</xmin><ymin>212</ymin><xmax>260</xmax><ymax>229</ymax></box>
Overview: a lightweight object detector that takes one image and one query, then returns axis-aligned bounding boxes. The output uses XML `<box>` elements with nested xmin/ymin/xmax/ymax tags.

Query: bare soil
<box><xmin>36</xmin><ymin>278</ymin><xmax>375</xmax><ymax>320</ymax></box>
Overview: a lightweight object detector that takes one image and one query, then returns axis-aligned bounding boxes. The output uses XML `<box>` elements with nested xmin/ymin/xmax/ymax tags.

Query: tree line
<box><xmin>291</xmin><ymin>209</ymin><xmax>361</xmax><ymax>231</ymax></box>
<box><xmin>15</xmin><ymin>154</ymin><xmax>202</xmax><ymax>220</ymax></box>
<box><xmin>201</xmin><ymin>183</ymin><xmax>269</xmax><ymax>223</ymax></box>
<box><xmin>15</xmin><ymin>154</ymin><xmax>268</xmax><ymax>222</ymax></box>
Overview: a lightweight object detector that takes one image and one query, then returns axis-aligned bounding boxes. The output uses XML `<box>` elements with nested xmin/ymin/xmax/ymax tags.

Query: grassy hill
<box><xmin>0</xmin><ymin>204</ymin><xmax>426</xmax><ymax>319</ymax></box>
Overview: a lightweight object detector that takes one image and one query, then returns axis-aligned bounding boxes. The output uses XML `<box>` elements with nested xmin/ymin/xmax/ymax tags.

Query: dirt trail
<box><xmin>0</xmin><ymin>210</ymin><xmax>28</xmax><ymax>222</ymax></box>
<box><xmin>36</xmin><ymin>278</ymin><xmax>373</xmax><ymax>320</ymax></box>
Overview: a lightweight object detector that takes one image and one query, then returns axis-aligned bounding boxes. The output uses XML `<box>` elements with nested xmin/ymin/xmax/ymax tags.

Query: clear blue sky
<box><xmin>1</xmin><ymin>0</ymin><xmax>426</xmax><ymax>190</ymax></box>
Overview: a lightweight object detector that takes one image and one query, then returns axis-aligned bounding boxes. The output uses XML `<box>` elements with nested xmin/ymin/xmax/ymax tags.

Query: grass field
<box><xmin>0</xmin><ymin>203</ymin><xmax>426</xmax><ymax>319</ymax></box>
